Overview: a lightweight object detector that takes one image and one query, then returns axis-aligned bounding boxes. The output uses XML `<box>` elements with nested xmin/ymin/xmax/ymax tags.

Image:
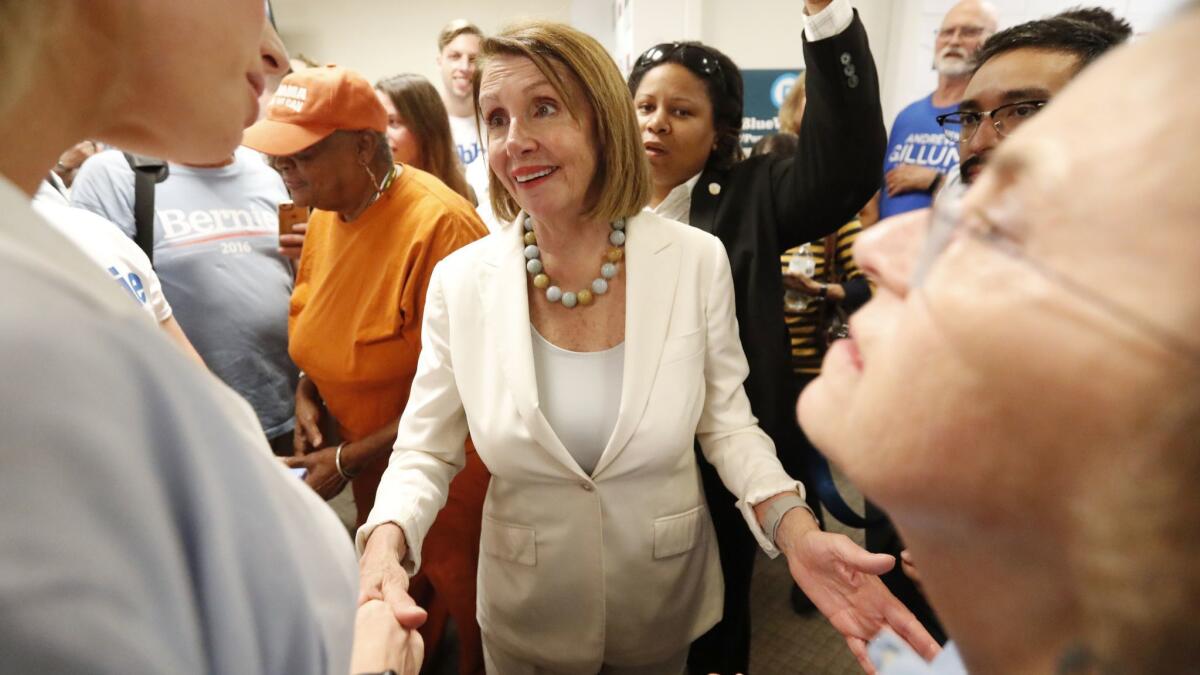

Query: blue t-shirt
<box><xmin>879</xmin><ymin>94</ymin><xmax>959</xmax><ymax>219</ymax></box>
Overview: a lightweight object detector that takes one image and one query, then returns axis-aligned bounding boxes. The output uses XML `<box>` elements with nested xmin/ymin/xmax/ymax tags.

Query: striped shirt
<box><xmin>780</xmin><ymin>220</ymin><xmax>868</xmax><ymax>375</ymax></box>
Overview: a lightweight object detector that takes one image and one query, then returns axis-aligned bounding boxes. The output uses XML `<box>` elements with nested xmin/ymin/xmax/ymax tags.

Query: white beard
<box><xmin>934</xmin><ymin>48</ymin><xmax>973</xmax><ymax>77</ymax></box>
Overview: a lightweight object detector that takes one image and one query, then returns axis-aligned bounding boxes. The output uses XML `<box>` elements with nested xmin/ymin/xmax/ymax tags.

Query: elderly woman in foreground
<box><xmin>800</xmin><ymin>6</ymin><xmax>1200</xmax><ymax>673</ymax></box>
<box><xmin>0</xmin><ymin>0</ymin><xmax>416</xmax><ymax>672</ymax></box>
<box><xmin>356</xmin><ymin>20</ymin><xmax>936</xmax><ymax>674</ymax></box>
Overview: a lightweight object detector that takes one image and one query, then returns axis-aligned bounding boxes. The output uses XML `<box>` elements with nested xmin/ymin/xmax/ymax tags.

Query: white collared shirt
<box><xmin>644</xmin><ymin>1</ymin><xmax>852</xmax><ymax>226</ymax></box>
<box><xmin>650</xmin><ymin>172</ymin><xmax>702</xmax><ymax>225</ymax></box>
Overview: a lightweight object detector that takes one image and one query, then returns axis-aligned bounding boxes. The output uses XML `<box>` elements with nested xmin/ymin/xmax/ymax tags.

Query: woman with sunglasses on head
<box><xmin>628</xmin><ymin>1</ymin><xmax>885</xmax><ymax>671</ymax></box>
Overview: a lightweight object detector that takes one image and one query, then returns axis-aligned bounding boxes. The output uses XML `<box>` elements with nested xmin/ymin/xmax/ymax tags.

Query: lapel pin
<box><xmin>708</xmin><ymin>182</ymin><xmax>721</xmax><ymax>196</ymax></box>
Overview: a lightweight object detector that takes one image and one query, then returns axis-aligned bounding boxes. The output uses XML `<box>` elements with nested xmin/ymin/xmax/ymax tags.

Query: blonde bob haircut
<box><xmin>474</xmin><ymin>20</ymin><xmax>651</xmax><ymax>224</ymax></box>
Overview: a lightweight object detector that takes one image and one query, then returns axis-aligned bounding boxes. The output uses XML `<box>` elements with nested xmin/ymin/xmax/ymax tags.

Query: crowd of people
<box><xmin>1</xmin><ymin>0</ymin><xmax>1197</xmax><ymax>674</ymax></box>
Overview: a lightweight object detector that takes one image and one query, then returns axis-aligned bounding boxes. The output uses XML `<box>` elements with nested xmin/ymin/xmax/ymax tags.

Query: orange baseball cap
<box><xmin>242</xmin><ymin>65</ymin><xmax>387</xmax><ymax>156</ymax></box>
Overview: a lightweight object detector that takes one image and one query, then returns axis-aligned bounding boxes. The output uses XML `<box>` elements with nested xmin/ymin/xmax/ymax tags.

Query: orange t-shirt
<box><xmin>289</xmin><ymin>166</ymin><xmax>487</xmax><ymax>444</ymax></box>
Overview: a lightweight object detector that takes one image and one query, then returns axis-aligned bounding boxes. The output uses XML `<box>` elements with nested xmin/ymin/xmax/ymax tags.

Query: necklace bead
<box><xmin>522</xmin><ymin>215</ymin><xmax>625</xmax><ymax>309</ymax></box>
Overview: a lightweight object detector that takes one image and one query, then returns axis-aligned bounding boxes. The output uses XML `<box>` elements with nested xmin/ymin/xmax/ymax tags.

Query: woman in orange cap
<box><xmin>243</xmin><ymin>65</ymin><xmax>489</xmax><ymax>675</ymax></box>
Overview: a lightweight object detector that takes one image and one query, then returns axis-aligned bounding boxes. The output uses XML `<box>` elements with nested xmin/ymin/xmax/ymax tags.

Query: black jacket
<box><xmin>688</xmin><ymin>12</ymin><xmax>884</xmax><ymax>451</ymax></box>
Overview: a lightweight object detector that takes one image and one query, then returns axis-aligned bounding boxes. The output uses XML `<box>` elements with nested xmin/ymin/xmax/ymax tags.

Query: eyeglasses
<box><xmin>265</xmin><ymin>0</ymin><xmax>277</xmax><ymax>29</ymax></box>
<box><xmin>911</xmin><ymin>177</ymin><xmax>1200</xmax><ymax>364</ymax></box>
<box><xmin>937</xmin><ymin>100</ymin><xmax>1048</xmax><ymax>143</ymax></box>
<box><xmin>634</xmin><ymin>42</ymin><xmax>724</xmax><ymax>86</ymax></box>
<box><xmin>933</xmin><ymin>25</ymin><xmax>988</xmax><ymax>41</ymax></box>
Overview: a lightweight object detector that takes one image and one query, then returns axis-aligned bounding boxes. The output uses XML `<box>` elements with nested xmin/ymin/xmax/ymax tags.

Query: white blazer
<box><xmin>359</xmin><ymin>210</ymin><xmax>801</xmax><ymax>671</ymax></box>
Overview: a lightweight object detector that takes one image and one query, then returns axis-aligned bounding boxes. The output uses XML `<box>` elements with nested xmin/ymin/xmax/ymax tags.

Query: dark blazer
<box><xmin>689</xmin><ymin>12</ymin><xmax>884</xmax><ymax>451</ymax></box>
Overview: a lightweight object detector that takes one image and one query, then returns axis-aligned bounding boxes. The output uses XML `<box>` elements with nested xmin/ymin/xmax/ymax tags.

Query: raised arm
<box><xmin>773</xmin><ymin>0</ymin><xmax>886</xmax><ymax>250</ymax></box>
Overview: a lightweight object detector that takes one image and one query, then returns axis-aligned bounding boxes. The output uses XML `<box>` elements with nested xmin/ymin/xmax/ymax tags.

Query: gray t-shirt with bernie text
<box><xmin>72</xmin><ymin>147</ymin><xmax>297</xmax><ymax>438</ymax></box>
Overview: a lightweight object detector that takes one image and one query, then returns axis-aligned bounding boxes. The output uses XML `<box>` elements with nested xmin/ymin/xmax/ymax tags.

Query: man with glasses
<box><xmin>875</xmin><ymin>0</ymin><xmax>997</xmax><ymax>221</ymax></box>
<box><xmin>938</xmin><ymin>7</ymin><xmax>1133</xmax><ymax>188</ymax></box>
<box><xmin>799</xmin><ymin>3</ymin><xmax>1200</xmax><ymax>670</ymax></box>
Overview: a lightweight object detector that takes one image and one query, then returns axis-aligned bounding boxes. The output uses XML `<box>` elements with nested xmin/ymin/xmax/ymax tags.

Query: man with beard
<box><xmin>876</xmin><ymin>0</ymin><xmax>997</xmax><ymax>220</ymax></box>
<box><xmin>943</xmin><ymin>7</ymin><xmax>1132</xmax><ymax>188</ymax></box>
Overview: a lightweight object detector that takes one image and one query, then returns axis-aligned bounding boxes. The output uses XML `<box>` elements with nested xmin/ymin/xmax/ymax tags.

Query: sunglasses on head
<box><xmin>634</xmin><ymin>42</ymin><xmax>724</xmax><ymax>83</ymax></box>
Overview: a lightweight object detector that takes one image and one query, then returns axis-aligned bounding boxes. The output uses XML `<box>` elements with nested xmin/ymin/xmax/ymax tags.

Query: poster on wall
<box><xmin>739</xmin><ymin>69</ymin><xmax>803</xmax><ymax>156</ymax></box>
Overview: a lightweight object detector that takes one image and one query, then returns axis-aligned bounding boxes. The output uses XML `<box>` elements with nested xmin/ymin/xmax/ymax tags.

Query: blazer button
<box><xmin>579</xmin><ymin>481</ymin><xmax>595</xmax><ymax>492</ymax></box>
<box><xmin>848</xmin><ymin>74</ymin><xmax>860</xmax><ymax>89</ymax></box>
<box><xmin>840</xmin><ymin>52</ymin><xmax>853</xmax><ymax>65</ymax></box>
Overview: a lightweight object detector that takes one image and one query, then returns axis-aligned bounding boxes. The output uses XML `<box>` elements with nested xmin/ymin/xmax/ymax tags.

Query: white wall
<box><xmin>272</xmin><ymin>0</ymin><xmax>1189</xmax><ymax>126</ymax></box>
<box><xmin>272</xmin><ymin>0</ymin><xmax>572</xmax><ymax>89</ymax></box>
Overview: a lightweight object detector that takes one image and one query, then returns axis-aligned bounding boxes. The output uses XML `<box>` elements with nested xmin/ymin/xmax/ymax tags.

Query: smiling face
<box><xmin>933</xmin><ymin>1</ymin><xmax>997</xmax><ymax>76</ymax></box>
<box><xmin>267</xmin><ymin>131</ymin><xmax>376</xmax><ymax>213</ymax></box>
<box><xmin>375</xmin><ymin>89</ymin><xmax>422</xmax><ymax>166</ymax></box>
<box><xmin>479</xmin><ymin>54</ymin><xmax>598</xmax><ymax>225</ymax></box>
<box><xmin>633</xmin><ymin>63</ymin><xmax>717</xmax><ymax>201</ymax></box>
<box><xmin>99</xmin><ymin>0</ymin><xmax>266</xmax><ymax>163</ymax></box>
<box><xmin>958</xmin><ymin>48</ymin><xmax>1078</xmax><ymax>184</ymax></box>
<box><xmin>439</xmin><ymin>33</ymin><xmax>482</xmax><ymax>101</ymax></box>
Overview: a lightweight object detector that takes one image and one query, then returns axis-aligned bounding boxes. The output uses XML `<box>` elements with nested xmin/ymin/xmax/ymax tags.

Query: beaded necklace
<box><xmin>522</xmin><ymin>215</ymin><xmax>626</xmax><ymax>309</ymax></box>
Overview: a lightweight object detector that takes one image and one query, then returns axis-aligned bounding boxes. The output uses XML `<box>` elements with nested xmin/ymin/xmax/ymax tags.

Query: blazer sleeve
<box><xmin>771</xmin><ymin>10</ymin><xmax>886</xmax><ymax>251</ymax></box>
<box><xmin>694</xmin><ymin>235</ymin><xmax>807</xmax><ymax>558</ymax></box>
<box><xmin>355</xmin><ymin>262</ymin><xmax>469</xmax><ymax>574</ymax></box>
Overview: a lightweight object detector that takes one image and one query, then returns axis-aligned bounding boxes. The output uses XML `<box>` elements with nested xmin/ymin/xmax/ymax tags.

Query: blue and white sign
<box><xmin>740</xmin><ymin>68</ymin><xmax>803</xmax><ymax>155</ymax></box>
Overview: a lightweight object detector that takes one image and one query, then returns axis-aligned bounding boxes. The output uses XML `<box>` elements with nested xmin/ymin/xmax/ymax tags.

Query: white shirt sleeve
<box><xmin>115</xmin><ymin>233</ymin><xmax>173</xmax><ymax>323</ymax></box>
<box><xmin>804</xmin><ymin>0</ymin><xmax>854</xmax><ymax>42</ymax></box>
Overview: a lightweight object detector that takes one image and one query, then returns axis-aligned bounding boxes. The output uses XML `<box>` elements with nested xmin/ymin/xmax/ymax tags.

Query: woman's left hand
<box><xmin>284</xmin><ymin>446</ymin><xmax>348</xmax><ymax>500</ymax></box>
<box><xmin>777</xmin><ymin>511</ymin><xmax>940</xmax><ymax>673</ymax></box>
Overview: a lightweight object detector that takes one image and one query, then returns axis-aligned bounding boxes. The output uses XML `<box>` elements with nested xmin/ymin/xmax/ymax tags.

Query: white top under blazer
<box><xmin>358</xmin><ymin>210</ymin><xmax>804</xmax><ymax>672</ymax></box>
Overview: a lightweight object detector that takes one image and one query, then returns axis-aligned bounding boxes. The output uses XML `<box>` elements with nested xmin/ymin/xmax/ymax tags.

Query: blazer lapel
<box><xmin>687</xmin><ymin>167</ymin><xmax>725</xmax><ymax>235</ymax></box>
<box><xmin>591</xmin><ymin>212</ymin><xmax>680</xmax><ymax>478</ymax></box>
<box><xmin>477</xmin><ymin>217</ymin><xmax>589</xmax><ymax>480</ymax></box>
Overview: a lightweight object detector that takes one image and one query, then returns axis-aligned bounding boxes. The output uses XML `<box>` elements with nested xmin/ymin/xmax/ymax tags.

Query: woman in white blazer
<box><xmin>356</xmin><ymin>19</ymin><xmax>938</xmax><ymax>675</ymax></box>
